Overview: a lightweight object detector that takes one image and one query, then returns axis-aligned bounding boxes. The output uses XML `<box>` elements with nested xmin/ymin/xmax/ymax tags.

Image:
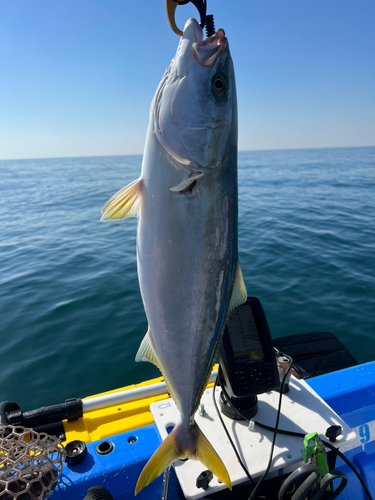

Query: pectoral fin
<box><xmin>101</xmin><ymin>178</ymin><xmax>142</xmax><ymax>221</ymax></box>
<box><xmin>170</xmin><ymin>172</ymin><xmax>204</xmax><ymax>192</ymax></box>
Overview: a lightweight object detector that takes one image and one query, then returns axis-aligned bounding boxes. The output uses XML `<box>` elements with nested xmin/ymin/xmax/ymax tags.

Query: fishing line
<box><xmin>161</xmin><ymin>466</ymin><xmax>171</xmax><ymax>500</ymax></box>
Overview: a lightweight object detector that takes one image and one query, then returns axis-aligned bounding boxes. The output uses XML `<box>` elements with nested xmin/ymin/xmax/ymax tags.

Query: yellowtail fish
<box><xmin>101</xmin><ymin>18</ymin><xmax>246</xmax><ymax>495</ymax></box>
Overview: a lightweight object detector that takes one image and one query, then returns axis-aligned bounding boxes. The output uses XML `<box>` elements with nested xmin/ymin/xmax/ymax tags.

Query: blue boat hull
<box><xmin>50</xmin><ymin>361</ymin><xmax>375</xmax><ymax>499</ymax></box>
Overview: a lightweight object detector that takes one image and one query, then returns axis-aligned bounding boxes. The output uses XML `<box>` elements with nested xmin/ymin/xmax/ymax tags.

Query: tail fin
<box><xmin>135</xmin><ymin>421</ymin><xmax>231</xmax><ymax>495</ymax></box>
<box><xmin>193</xmin><ymin>422</ymin><xmax>232</xmax><ymax>490</ymax></box>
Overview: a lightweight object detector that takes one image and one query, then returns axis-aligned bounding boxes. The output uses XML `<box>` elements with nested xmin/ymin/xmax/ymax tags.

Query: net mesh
<box><xmin>0</xmin><ymin>425</ymin><xmax>65</xmax><ymax>500</ymax></box>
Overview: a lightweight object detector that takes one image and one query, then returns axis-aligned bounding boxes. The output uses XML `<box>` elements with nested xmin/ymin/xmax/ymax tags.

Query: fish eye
<box><xmin>212</xmin><ymin>75</ymin><xmax>227</xmax><ymax>96</ymax></box>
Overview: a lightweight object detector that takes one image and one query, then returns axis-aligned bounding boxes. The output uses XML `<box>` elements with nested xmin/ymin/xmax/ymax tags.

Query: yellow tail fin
<box><xmin>135</xmin><ymin>421</ymin><xmax>231</xmax><ymax>495</ymax></box>
<box><xmin>194</xmin><ymin>423</ymin><xmax>231</xmax><ymax>491</ymax></box>
<box><xmin>135</xmin><ymin>428</ymin><xmax>179</xmax><ymax>495</ymax></box>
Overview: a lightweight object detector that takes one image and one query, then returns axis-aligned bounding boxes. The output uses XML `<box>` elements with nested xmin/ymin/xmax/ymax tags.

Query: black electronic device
<box><xmin>218</xmin><ymin>297</ymin><xmax>280</xmax><ymax>419</ymax></box>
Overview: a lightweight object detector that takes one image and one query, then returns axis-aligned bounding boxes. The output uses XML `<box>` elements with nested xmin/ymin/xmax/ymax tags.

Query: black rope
<box><xmin>217</xmin><ymin>367</ymin><xmax>373</xmax><ymax>500</ymax></box>
<box><xmin>212</xmin><ymin>376</ymin><xmax>255</xmax><ymax>484</ymax></box>
<box><xmin>247</xmin><ymin>354</ymin><xmax>293</xmax><ymax>500</ymax></box>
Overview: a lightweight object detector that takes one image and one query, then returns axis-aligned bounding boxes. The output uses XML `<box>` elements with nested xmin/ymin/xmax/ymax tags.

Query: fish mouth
<box><xmin>193</xmin><ymin>29</ymin><xmax>227</xmax><ymax>67</ymax></box>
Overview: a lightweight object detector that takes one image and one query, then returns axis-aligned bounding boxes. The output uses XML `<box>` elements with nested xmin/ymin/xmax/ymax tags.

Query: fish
<box><xmin>101</xmin><ymin>18</ymin><xmax>247</xmax><ymax>495</ymax></box>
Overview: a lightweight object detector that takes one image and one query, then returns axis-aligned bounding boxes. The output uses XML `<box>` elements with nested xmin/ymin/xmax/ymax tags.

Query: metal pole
<box><xmin>81</xmin><ymin>370</ymin><xmax>218</xmax><ymax>413</ymax></box>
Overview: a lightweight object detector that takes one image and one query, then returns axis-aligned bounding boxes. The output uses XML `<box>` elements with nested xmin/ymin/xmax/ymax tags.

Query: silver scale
<box><xmin>151</xmin><ymin>378</ymin><xmax>357</xmax><ymax>500</ymax></box>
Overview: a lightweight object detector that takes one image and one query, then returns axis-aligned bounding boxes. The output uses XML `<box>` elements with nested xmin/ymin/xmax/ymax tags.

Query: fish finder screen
<box><xmin>228</xmin><ymin>305</ymin><xmax>265</xmax><ymax>363</ymax></box>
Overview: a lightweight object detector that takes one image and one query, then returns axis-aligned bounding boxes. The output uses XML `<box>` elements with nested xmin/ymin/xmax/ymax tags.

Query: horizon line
<box><xmin>1</xmin><ymin>144</ymin><xmax>374</xmax><ymax>162</ymax></box>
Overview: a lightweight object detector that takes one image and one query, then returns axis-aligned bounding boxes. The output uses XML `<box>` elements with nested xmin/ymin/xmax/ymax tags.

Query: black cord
<box><xmin>213</xmin><ymin>357</ymin><xmax>373</xmax><ymax>500</ymax></box>
<box><xmin>247</xmin><ymin>354</ymin><xmax>293</xmax><ymax>500</ymax></box>
<box><xmin>212</xmin><ymin>376</ymin><xmax>255</xmax><ymax>484</ymax></box>
<box><xmin>321</xmin><ymin>440</ymin><xmax>373</xmax><ymax>500</ymax></box>
<box><xmin>214</xmin><ymin>358</ymin><xmax>293</xmax><ymax>499</ymax></box>
<box><xmin>252</xmin><ymin>421</ymin><xmax>373</xmax><ymax>500</ymax></box>
<box><xmin>254</xmin><ymin>420</ymin><xmax>304</xmax><ymax>438</ymax></box>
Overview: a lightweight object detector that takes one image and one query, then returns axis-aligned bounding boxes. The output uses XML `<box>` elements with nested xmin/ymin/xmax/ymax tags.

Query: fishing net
<box><xmin>0</xmin><ymin>425</ymin><xmax>65</xmax><ymax>500</ymax></box>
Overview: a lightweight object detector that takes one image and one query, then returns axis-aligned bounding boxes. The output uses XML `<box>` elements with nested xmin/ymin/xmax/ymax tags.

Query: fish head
<box><xmin>153</xmin><ymin>18</ymin><xmax>236</xmax><ymax>171</ymax></box>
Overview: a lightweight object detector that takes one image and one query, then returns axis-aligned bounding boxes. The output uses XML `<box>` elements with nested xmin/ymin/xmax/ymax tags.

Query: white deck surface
<box><xmin>151</xmin><ymin>378</ymin><xmax>357</xmax><ymax>499</ymax></box>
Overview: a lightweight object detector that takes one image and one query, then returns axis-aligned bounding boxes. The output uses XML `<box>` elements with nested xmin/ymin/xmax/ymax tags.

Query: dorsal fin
<box><xmin>101</xmin><ymin>178</ymin><xmax>142</xmax><ymax>221</ymax></box>
<box><xmin>228</xmin><ymin>262</ymin><xmax>247</xmax><ymax>317</ymax></box>
<box><xmin>191</xmin><ymin>263</ymin><xmax>247</xmax><ymax>416</ymax></box>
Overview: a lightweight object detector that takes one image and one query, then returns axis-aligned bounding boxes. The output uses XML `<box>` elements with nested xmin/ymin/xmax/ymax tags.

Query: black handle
<box><xmin>4</xmin><ymin>398</ymin><xmax>83</xmax><ymax>428</ymax></box>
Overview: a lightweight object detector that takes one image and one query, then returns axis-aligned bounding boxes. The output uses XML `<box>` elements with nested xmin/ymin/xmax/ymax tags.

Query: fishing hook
<box><xmin>165</xmin><ymin>0</ymin><xmax>206</xmax><ymax>36</ymax></box>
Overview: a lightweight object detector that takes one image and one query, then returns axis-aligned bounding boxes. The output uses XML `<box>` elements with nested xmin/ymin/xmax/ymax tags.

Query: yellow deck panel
<box><xmin>63</xmin><ymin>366</ymin><xmax>218</xmax><ymax>444</ymax></box>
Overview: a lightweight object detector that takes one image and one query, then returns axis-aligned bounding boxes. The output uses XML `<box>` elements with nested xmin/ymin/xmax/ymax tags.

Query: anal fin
<box><xmin>135</xmin><ymin>331</ymin><xmax>161</xmax><ymax>370</ymax></box>
<box><xmin>136</xmin><ymin>331</ymin><xmax>179</xmax><ymax>407</ymax></box>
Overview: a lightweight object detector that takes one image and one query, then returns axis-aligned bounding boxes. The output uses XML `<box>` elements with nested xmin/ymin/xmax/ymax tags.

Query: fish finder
<box><xmin>218</xmin><ymin>297</ymin><xmax>280</xmax><ymax>419</ymax></box>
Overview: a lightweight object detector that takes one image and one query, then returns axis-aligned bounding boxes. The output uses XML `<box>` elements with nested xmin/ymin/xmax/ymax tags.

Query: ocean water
<box><xmin>1</xmin><ymin>147</ymin><xmax>374</xmax><ymax>411</ymax></box>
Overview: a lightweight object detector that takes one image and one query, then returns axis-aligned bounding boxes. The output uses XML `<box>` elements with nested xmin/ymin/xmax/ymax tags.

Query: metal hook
<box><xmin>165</xmin><ymin>0</ymin><xmax>206</xmax><ymax>36</ymax></box>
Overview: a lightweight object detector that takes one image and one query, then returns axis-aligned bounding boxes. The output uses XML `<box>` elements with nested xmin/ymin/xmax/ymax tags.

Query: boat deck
<box><xmin>51</xmin><ymin>358</ymin><xmax>375</xmax><ymax>499</ymax></box>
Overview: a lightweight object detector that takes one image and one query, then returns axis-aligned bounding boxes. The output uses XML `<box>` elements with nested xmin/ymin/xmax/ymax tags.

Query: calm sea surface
<box><xmin>1</xmin><ymin>147</ymin><xmax>374</xmax><ymax>411</ymax></box>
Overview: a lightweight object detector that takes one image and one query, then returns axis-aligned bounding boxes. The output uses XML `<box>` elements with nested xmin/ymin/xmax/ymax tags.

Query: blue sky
<box><xmin>1</xmin><ymin>0</ymin><xmax>374</xmax><ymax>160</ymax></box>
